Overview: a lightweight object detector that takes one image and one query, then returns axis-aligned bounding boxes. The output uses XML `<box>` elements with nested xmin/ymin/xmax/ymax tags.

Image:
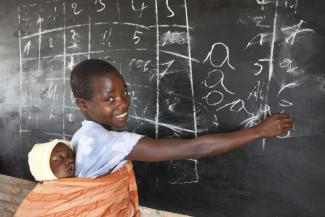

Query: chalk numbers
<box><xmin>71</xmin><ymin>2</ymin><xmax>83</xmax><ymax>15</ymax></box>
<box><xmin>95</xmin><ymin>0</ymin><xmax>106</xmax><ymax>12</ymax></box>
<box><xmin>131</xmin><ymin>0</ymin><xmax>147</xmax><ymax>18</ymax></box>
<box><xmin>133</xmin><ymin>30</ymin><xmax>143</xmax><ymax>45</ymax></box>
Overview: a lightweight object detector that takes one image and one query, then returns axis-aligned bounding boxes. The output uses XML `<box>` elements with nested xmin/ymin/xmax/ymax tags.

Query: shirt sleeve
<box><xmin>74</xmin><ymin>127</ymin><xmax>143</xmax><ymax>178</ymax></box>
<box><xmin>110</xmin><ymin>131</ymin><xmax>143</xmax><ymax>154</ymax></box>
<box><xmin>109</xmin><ymin>131</ymin><xmax>144</xmax><ymax>172</ymax></box>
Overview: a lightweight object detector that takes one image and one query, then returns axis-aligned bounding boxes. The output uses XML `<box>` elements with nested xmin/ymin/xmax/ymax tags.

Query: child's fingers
<box><xmin>279</xmin><ymin>114</ymin><xmax>292</xmax><ymax>120</ymax></box>
<box><xmin>273</xmin><ymin>113</ymin><xmax>289</xmax><ymax>117</ymax></box>
<box><xmin>282</xmin><ymin>124</ymin><xmax>293</xmax><ymax>129</ymax></box>
<box><xmin>281</xmin><ymin>121</ymin><xmax>293</xmax><ymax>128</ymax></box>
<box><xmin>279</xmin><ymin>118</ymin><xmax>294</xmax><ymax>130</ymax></box>
<box><xmin>279</xmin><ymin>115</ymin><xmax>294</xmax><ymax>122</ymax></box>
<box><xmin>270</xmin><ymin>113</ymin><xmax>292</xmax><ymax>121</ymax></box>
<box><xmin>280</xmin><ymin>118</ymin><xmax>294</xmax><ymax>124</ymax></box>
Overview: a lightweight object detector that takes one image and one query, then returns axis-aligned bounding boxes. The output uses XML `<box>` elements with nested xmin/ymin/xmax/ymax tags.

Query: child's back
<box><xmin>71</xmin><ymin>120</ymin><xmax>143</xmax><ymax>178</ymax></box>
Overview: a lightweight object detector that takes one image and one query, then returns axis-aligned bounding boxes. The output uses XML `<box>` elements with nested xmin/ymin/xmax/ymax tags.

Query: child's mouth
<box><xmin>114</xmin><ymin>112</ymin><xmax>127</xmax><ymax>119</ymax></box>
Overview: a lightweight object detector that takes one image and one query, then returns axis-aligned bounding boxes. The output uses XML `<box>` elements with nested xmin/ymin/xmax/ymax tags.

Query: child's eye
<box><xmin>106</xmin><ymin>97</ymin><xmax>114</xmax><ymax>103</ymax></box>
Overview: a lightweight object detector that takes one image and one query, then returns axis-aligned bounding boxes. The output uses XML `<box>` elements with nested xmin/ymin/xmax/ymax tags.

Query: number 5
<box><xmin>133</xmin><ymin>30</ymin><xmax>143</xmax><ymax>44</ymax></box>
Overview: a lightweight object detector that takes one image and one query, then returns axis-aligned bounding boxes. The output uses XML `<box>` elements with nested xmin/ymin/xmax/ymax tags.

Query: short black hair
<box><xmin>70</xmin><ymin>59</ymin><xmax>118</xmax><ymax>100</ymax></box>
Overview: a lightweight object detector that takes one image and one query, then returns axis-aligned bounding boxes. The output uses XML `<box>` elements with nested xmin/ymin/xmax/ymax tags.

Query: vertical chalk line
<box><xmin>155</xmin><ymin>0</ymin><xmax>160</xmax><ymax>139</ymax></box>
<box><xmin>63</xmin><ymin>2</ymin><xmax>66</xmax><ymax>138</ymax></box>
<box><xmin>263</xmin><ymin>0</ymin><xmax>278</xmax><ymax>150</ymax></box>
<box><xmin>88</xmin><ymin>16</ymin><xmax>91</xmax><ymax>59</ymax></box>
<box><xmin>184</xmin><ymin>0</ymin><xmax>197</xmax><ymax>138</ymax></box>
<box><xmin>268</xmin><ymin>0</ymin><xmax>278</xmax><ymax>83</ymax></box>
<box><xmin>37</xmin><ymin>4</ymin><xmax>42</xmax><ymax>130</ymax></box>
<box><xmin>18</xmin><ymin>7</ymin><xmax>22</xmax><ymax>144</ymax></box>
<box><xmin>117</xmin><ymin>1</ymin><xmax>122</xmax><ymax>73</ymax></box>
<box><xmin>154</xmin><ymin>0</ymin><xmax>161</xmax><ymax>187</ymax></box>
<box><xmin>295</xmin><ymin>0</ymin><xmax>298</xmax><ymax>14</ymax></box>
<box><xmin>184</xmin><ymin>0</ymin><xmax>199</xmax><ymax>183</ymax></box>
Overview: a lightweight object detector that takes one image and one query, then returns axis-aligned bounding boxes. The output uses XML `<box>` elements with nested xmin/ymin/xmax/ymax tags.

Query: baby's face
<box><xmin>84</xmin><ymin>71</ymin><xmax>131</xmax><ymax>128</ymax></box>
<box><xmin>50</xmin><ymin>143</ymin><xmax>75</xmax><ymax>178</ymax></box>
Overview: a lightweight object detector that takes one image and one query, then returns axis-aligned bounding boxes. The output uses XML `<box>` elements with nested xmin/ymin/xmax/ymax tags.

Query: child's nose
<box><xmin>117</xmin><ymin>96</ymin><xmax>130</xmax><ymax>110</ymax></box>
<box><xmin>67</xmin><ymin>157</ymin><xmax>74</xmax><ymax>164</ymax></box>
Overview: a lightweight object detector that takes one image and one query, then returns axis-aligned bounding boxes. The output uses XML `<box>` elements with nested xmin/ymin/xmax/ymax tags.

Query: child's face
<box><xmin>82</xmin><ymin>71</ymin><xmax>131</xmax><ymax>128</ymax></box>
<box><xmin>50</xmin><ymin>143</ymin><xmax>75</xmax><ymax>179</ymax></box>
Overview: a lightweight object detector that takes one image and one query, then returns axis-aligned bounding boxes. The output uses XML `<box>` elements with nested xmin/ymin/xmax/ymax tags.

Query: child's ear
<box><xmin>75</xmin><ymin>98</ymin><xmax>88</xmax><ymax>111</ymax></box>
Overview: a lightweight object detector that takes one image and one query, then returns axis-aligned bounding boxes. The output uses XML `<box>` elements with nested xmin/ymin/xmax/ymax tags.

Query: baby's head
<box><xmin>70</xmin><ymin>59</ymin><xmax>130</xmax><ymax>128</ymax></box>
<box><xmin>28</xmin><ymin>139</ymin><xmax>75</xmax><ymax>181</ymax></box>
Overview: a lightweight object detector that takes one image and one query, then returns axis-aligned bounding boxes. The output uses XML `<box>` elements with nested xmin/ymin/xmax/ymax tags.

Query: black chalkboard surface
<box><xmin>1</xmin><ymin>0</ymin><xmax>325</xmax><ymax>216</ymax></box>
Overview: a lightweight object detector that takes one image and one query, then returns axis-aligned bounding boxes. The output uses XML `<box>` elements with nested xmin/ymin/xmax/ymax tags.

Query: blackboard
<box><xmin>1</xmin><ymin>0</ymin><xmax>325</xmax><ymax>216</ymax></box>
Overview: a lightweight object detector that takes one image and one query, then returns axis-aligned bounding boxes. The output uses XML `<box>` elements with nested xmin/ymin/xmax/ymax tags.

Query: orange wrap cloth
<box><xmin>15</xmin><ymin>161</ymin><xmax>140</xmax><ymax>217</ymax></box>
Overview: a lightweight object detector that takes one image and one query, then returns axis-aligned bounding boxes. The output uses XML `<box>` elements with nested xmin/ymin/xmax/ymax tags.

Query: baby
<box><xmin>16</xmin><ymin>139</ymin><xmax>138</xmax><ymax>217</ymax></box>
<box><xmin>28</xmin><ymin>139</ymin><xmax>75</xmax><ymax>181</ymax></box>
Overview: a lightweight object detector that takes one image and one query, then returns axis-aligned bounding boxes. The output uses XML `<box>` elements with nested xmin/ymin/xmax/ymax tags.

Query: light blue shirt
<box><xmin>71</xmin><ymin>120</ymin><xmax>143</xmax><ymax>178</ymax></box>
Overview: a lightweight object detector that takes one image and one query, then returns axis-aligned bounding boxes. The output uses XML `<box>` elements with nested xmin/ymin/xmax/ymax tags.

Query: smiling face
<box><xmin>50</xmin><ymin>142</ymin><xmax>75</xmax><ymax>179</ymax></box>
<box><xmin>79</xmin><ymin>71</ymin><xmax>131</xmax><ymax>129</ymax></box>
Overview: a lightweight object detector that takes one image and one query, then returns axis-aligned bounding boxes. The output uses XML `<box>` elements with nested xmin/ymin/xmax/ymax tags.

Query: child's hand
<box><xmin>256</xmin><ymin>114</ymin><xmax>294</xmax><ymax>138</ymax></box>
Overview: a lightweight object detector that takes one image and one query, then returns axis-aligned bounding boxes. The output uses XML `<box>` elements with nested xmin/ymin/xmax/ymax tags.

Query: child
<box><xmin>28</xmin><ymin>139</ymin><xmax>75</xmax><ymax>181</ymax></box>
<box><xmin>16</xmin><ymin>139</ymin><xmax>138</xmax><ymax>217</ymax></box>
<box><xmin>70</xmin><ymin>59</ymin><xmax>294</xmax><ymax>179</ymax></box>
<box><xmin>68</xmin><ymin>59</ymin><xmax>293</xmax><ymax>216</ymax></box>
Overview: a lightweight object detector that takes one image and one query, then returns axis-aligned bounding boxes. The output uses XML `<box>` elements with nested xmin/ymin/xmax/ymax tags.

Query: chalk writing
<box><xmin>17</xmin><ymin>0</ymin><xmax>316</xmax><ymax>184</ymax></box>
<box><xmin>95</xmin><ymin>0</ymin><xmax>106</xmax><ymax>12</ymax></box>
<box><xmin>18</xmin><ymin>0</ymin><xmax>198</xmax><ymax>185</ymax></box>
<box><xmin>71</xmin><ymin>3</ymin><xmax>83</xmax><ymax>15</ymax></box>
<box><xmin>281</xmin><ymin>20</ymin><xmax>314</xmax><ymax>45</ymax></box>
<box><xmin>203</xmin><ymin>42</ymin><xmax>235</xmax><ymax>70</ymax></box>
<box><xmin>165</xmin><ymin>0</ymin><xmax>175</xmax><ymax>17</ymax></box>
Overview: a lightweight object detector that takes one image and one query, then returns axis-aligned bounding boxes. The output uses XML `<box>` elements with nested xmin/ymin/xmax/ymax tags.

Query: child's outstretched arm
<box><xmin>126</xmin><ymin>114</ymin><xmax>293</xmax><ymax>162</ymax></box>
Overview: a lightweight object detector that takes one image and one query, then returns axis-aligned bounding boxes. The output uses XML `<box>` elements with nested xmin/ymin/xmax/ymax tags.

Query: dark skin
<box><xmin>76</xmin><ymin>71</ymin><xmax>294</xmax><ymax>162</ymax></box>
<box><xmin>50</xmin><ymin>143</ymin><xmax>75</xmax><ymax>179</ymax></box>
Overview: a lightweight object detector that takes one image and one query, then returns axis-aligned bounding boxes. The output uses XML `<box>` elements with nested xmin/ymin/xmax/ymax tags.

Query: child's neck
<box><xmin>85</xmin><ymin>119</ymin><xmax>112</xmax><ymax>131</ymax></box>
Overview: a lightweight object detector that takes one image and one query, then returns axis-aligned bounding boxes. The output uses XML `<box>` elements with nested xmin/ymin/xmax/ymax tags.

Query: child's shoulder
<box><xmin>79</xmin><ymin>120</ymin><xmax>108</xmax><ymax>133</ymax></box>
<box><xmin>75</xmin><ymin>120</ymin><xmax>128</xmax><ymax>139</ymax></box>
